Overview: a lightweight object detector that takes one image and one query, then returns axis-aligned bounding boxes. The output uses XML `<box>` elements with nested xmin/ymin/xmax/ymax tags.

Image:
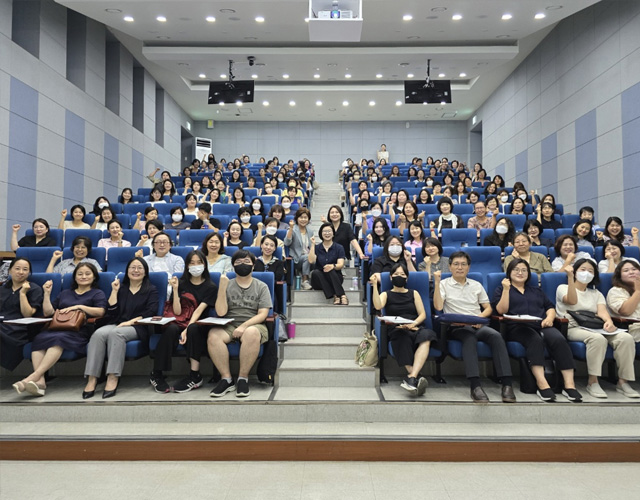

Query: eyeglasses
<box><xmin>512</xmin><ymin>268</ymin><xmax>528</xmax><ymax>275</ymax></box>
<box><xmin>154</xmin><ymin>240</ymin><xmax>170</xmax><ymax>245</ymax></box>
<box><xmin>129</xmin><ymin>266</ymin><xmax>145</xmax><ymax>271</ymax></box>
<box><xmin>450</xmin><ymin>261</ymin><xmax>469</xmax><ymax>267</ymax></box>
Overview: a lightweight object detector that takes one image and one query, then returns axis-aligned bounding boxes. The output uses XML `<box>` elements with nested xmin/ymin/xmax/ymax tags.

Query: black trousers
<box><xmin>506</xmin><ymin>325</ymin><xmax>575</xmax><ymax>371</ymax></box>
<box><xmin>310</xmin><ymin>269</ymin><xmax>345</xmax><ymax>299</ymax></box>
<box><xmin>184</xmin><ymin>324</ymin><xmax>211</xmax><ymax>364</ymax></box>
<box><xmin>153</xmin><ymin>323</ymin><xmax>182</xmax><ymax>372</ymax></box>
<box><xmin>449</xmin><ymin>326</ymin><xmax>512</xmax><ymax>379</ymax></box>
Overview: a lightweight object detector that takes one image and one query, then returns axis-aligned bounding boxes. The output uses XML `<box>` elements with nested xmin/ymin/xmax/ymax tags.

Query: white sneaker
<box><xmin>586</xmin><ymin>382</ymin><xmax>607</xmax><ymax>398</ymax></box>
<box><xmin>301</xmin><ymin>280</ymin><xmax>312</xmax><ymax>290</ymax></box>
<box><xmin>616</xmin><ymin>382</ymin><xmax>640</xmax><ymax>398</ymax></box>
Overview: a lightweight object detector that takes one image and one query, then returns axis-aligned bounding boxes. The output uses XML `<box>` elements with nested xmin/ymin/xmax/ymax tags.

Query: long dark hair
<box><xmin>612</xmin><ymin>259</ymin><xmax>640</xmax><ymax>296</ymax></box>
<box><xmin>179</xmin><ymin>250</ymin><xmax>210</xmax><ymax>287</ymax></box>
<box><xmin>371</xmin><ymin>217</ymin><xmax>390</xmax><ymax>246</ymax></box>
<box><xmin>71</xmin><ymin>262</ymin><xmax>100</xmax><ymax>290</ymax></box>
<box><xmin>122</xmin><ymin>257</ymin><xmax>151</xmax><ymax>293</ymax></box>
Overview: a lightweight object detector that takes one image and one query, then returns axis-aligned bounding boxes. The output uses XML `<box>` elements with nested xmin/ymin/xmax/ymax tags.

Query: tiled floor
<box><xmin>1</xmin><ymin>461</ymin><xmax>638</xmax><ymax>500</ymax></box>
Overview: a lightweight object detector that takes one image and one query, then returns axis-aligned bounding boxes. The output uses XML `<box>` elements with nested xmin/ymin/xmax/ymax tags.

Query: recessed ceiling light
<box><xmin>262</xmin><ymin>101</ymin><xmax>269</xmax><ymax>106</ymax></box>
<box><xmin>244</xmin><ymin>37</ymin><xmax>257</xmax><ymax>40</ymax></box>
<box><xmin>395</xmin><ymin>101</ymin><xmax>402</xmax><ymax>106</ymax></box>
<box><xmin>431</xmin><ymin>7</ymin><xmax>447</xmax><ymax>12</ymax></box>
<box><xmin>501</xmin><ymin>14</ymin><xmax>512</xmax><ymax>20</ymax></box>
<box><xmin>452</xmin><ymin>14</ymin><xmax>462</xmax><ymax>21</ymax></box>
<box><xmin>407</xmin><ymin>73</ymin><xmax>414</xmax><ymax>78</ymax></box>
<box><xmin>206</xmin><ymin>16</ymin><xmax>216</xmax><ymax>22</ymax></box>
<box><xmin>459</xmin><ymin>72</ymin><xmax>467</xmax><ymax>77</ymax></box>
<box><xmin>545</xmin><ymin>6</ymin><xmax>563</xmax><ymax>10</ymax></box>
<box><xmin>198</xmin><ymin>73</ymin><xmax>206</xmax><ymax>78</ymax></box>
<box><xmin>105</xmin><ymin>9</ymin><xmax>122</xmax><ymax>13</ymax></box>
<box><xmin>369</xmin><ymin>101</ymin><xmax>375</xmax><ymax>106</ymax></box>
<box><xmin>327</xmin><ymin>63</ymin><xmax>338</xmax><ymax>67</ymax></box>
<box><xmin>403</xmin><ymin>14</ymin><xmax>413</xmax><ymax>21</ymax></box>
<box><xmin>316</xmin><ymin>100</ymin><xmax>322</xmax><ymax>106</ymax></box>
<box><xmin>399</xmin><ymin>62</ymin><xmax>410</xmax><ymax>67</ymax></box>
<box><xmin>236</xmin><ymin>102</ymin><xmax>243</xmax><ymax>106</ymax></box>
<box><xmin>304</xmin><ymin>17</ymin><xmax>310</xmax><ymax>23</ymax></box>
<box><xmin>220</xmin><ymin>74</ymin><xmax>227</xmax><ymax>79</ymax></box>
<box><xmin>220</xmin><ymin>9</ymin><xmax>235</xmax><ymax>14</ymax></box>
<box><xmin>124</xmin><ymin>16</ymin><xmax>134</xmax><ymax>22</ymax></box>
<box><xmin>496</xmin><ymin>35</ymin><xmax>511</xmax><ymax>38</ymax></box>
<box><xmin>156</xmin><ymin>36</ymin><xmax>170</xmax><ymax>39</ymax></box>
<box><xmin>251</xmin><ymin>74</ymin><xmax>258</xmax><ymax>79</ymax></box>
<box><xmin>535</xmin><ymin>13</ymin><xmax>546</xmax><ymax>19</ymax></box>
<box><xmin>313</xmin><ymin>74</ymin><xmax>320</xmax><ymax>79</ymax></box>
<box><xmin>177</xmin><ymin>63</ymin><xmax>189</xmax><ymax>66</ymax></box>
<box><xmin>438</xmin><ymin>73</ymin><xmax>445</xmax><ymax>77</ymax></box>
<box><xmin>255</xmin><ymin>16</ymin><xmax>265</xmax><ymax>23</ymax></box>
<box><xmin>156</xmin><ymin>16</ymin><xmax>167</xmax><ymax>22</ymax></box>
<box><xmin>407</xmin><ymin>36</ymin><xmax>421</xmax><ymax>40</ymax></box>
<box><xmin>342</xmin><ymin>101</ymin><xmax>349</xmax><ymax>106</ymax></box>
<box><xmin>282</xmin><ymin>74</ymin><xmax>289</xmax><ymax>79</ymax></box>
<box><xmin>289</xmin><ymin>100</ymin><xmax>296</xmax><ymax>106</ymax></box>
<box><xmin>376</xmin><ymin>73</ymin><xmax>383</xmax><ymax>78</ymax></box>
<box><xmin>345</xmin><ymin>73</ymin><xmax>352</xmax><ymax>79</ymax></box>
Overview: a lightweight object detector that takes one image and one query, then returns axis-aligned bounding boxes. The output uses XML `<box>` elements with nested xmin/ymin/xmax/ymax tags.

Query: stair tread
<box><xmin>279</xmin><ymin>359</ymin><xmax>376</xmax><ymax>370</ymax></box>
<box><xmin>291</xmin><ymin>318</ymin><xmax>367</xmax><ymax>324</ymax></box>
<box><xmin>285</xmin><ymin>337</ymin><xmax>361</xmax><ymax>346</ymax></box>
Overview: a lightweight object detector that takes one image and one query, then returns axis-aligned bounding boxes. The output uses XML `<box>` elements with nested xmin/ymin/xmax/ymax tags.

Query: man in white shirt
<box><xmin>433</xmin><ymin>251</ymin><xmax>515</xmax><ymax>403</ymax></box>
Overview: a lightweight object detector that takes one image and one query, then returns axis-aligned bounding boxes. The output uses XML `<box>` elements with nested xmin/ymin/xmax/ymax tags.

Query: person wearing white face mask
<box><xmin>150</xmin><ymin>250</ymin><xmax>219</xmax><ymax>394</ymax></box>
<box><xmin>252</xmin><ymin>217</ymin><xmax>285</xmax><ymax>251</ymax></box>
<box><xmin>250</xmin><ymin>198</ymin><xmax>265</xmax><ymax>222</ymax></box>
<box><xmin>168</xmin><ymin>206</ymin><xmax>190</xmax><ymax>233</ymax></box>
<box><xmin>556</xmin><ymin>258</ymin><xmax>639</xmax><ymax>399</ymax></box>
<box><xmin>237</xmin><ymin>207</ymin><xmax>258</xmax><ymax>236</ymax></box>
<box><xmin>370</xmin><ymin>236</ymin><xmax>416</xmax><ymax>285</ymax></box>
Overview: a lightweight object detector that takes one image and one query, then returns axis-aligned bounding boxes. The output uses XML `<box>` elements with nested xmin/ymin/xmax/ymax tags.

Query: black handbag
<box><xmin>567</xmin><ymin>310</ymin><xmax>604</xmax><ymax>329</ymax></box>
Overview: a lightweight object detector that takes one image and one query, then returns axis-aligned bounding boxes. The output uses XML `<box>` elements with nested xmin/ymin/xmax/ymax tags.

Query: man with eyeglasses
<box><xmin>208</xmin><ymin>250</ymin><xmax>272</xmax><ymax>398</ymax></box>
<box><xmin>433</xmin><ymin>251</ymin><xmax>516</xmax><ymax>403</ymax></box>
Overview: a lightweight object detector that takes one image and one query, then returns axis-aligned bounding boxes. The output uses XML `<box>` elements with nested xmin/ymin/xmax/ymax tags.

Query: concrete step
<box><xmin>293</xmin><ymin>318</ymin><xmax>368</xmax><ymax>338</ymax></box>
<box><xmin>277</xmin><ymin>359</ymin><xmax>378</xmax><ymax>387</ymax></box>
<box><xmin>292</xmin><ymin>289</ymin><xmax>362</xmax><ymax>304</ymax></box>
<box><xmin>290</xmin><ymin>303</ymin><xmax>365</xmax><ymax>320</ymax></box>
<box><xmin>281</xmin><ymin>336</ymin><xmax>361</xmax><ymax>360</ymax></box>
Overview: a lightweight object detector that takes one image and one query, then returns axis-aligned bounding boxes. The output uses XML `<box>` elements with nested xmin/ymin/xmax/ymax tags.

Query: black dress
<box><xmin>385</xmin><ymin>289</ymin><xmax>437</xmax><ymax>366</ymax></box>
<box><xmin>333</xmin><ymin>222</ymin><xmax>356</xmax><ymax>260</ymax></box>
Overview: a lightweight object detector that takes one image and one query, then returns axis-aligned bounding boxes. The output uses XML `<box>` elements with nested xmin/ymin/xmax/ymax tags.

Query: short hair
<box><xmin>448</xmin><ymin>251</ymin><xmax>471</xmax><ymax>265</ymax></box>
<box><xmin>71</xmin><ymin>236</ymin><xmax>92</xmax><ymax>252</ymax></box>
<box><xmin>144</xmin><ymin>206</ymin><xmax>158</xmax><ymax>216</ymax></box>
<box><xmin>613</xmin><ymin>259</ymin><xmax>640</xmax><ymax>295</ymax></box>
<box><xmin>70</xmin><ymin>204</ymin><xmax>86</xmax><ymax>216</ymax></box>
<box><xmin>199</xmin><ymin>202</ymin><xmax>212</xmax><ymax>214</ymax></box>
<box><xmin>261</xmin><ymin>234</ymin><xmax>278</xmax><ymax>248</ymax></box>
<box><xmin>9</xmin><ymin>257</ymin><xmax>32</xmax><ymax>274</ymax></box>
<box><xmin>573</xmin><ymin>258</ymin><xmax>599</xmax><ymax>288</ymax></box>
<box><xmin>32</xmin><ymin>218</ymin><xmax>50</xmax><ymax>231</ymax></box>
<box><xmin>602</xmin><ymin>239</ymin><xmax>625</xmax><ymax>257</ymax></box>
<box><xmin>422</xmin><ymin>237</ymin><xmax>443</xmax><ymax>257</ymax></box>
<box><xmin>390</xmin><ymin>262</ymin><xmax>408</xmax><ymax>276</ymax></box>
<box><xmin>264</xmin><ymin>217</ymin><xmax>279</xmax><ymax>227</ymax></box>
<box><xmin>318</xmin><ymin>222</ymin><xmax>335</xmax><ymax>238</ymax></box>
<box><xmin>579</xmin><ymin>206</ymin><xmax>595</xmax><ymax>216</ymax></box>
<box><xmin>436</xmin><ymin>196</ymin><xmax>454</xmax><ymax>213</ymax></box>
<box><xmin>294</xmin><ymin>207</ymin><xmax>311</xmax><ymax>223</ymax></box>
<box><xmin>145</xmin><ymin>219</ymin><xmax>164</xmax><ymax>233</ymax></box>
<box><xmin>513</xmin><ymin>232</ymin><xmax>531</xmax><ymax>244</ymax></box>
<box><xmin>237</xmin><ymin>206</ymin><xmax>252</xmax><ymax>217</ymax></box>
<box><xmin>523</xmin><ymin>219</ymin><xmax>543</xmax><ymax>234</ymax></box>
<box><xmin>505</xmin><ymin>258</ymin><xmax>532</xmax><ymax>285</ymax></box>
<box><xmin>71</xmin><ymin>262</ymin><xmax>99</xmax><ymax>290</ymax></box>
<box><xmin>107</xmin><ymin>219</ymin><xmax>122</xmax><ymax>231</ymax></box>
<box><xmin>327</xmin><ymin>205</ymin><xmax>344</xmax><ymax>224</ymax></box>
<box><xmin>170</xmin><ymin>206</ymin><xmax>185</xmax><ymax>218</ymax></box>
<box><xmin>231</xmin><ymin>249</ymin><xmax>256</xmax><ymax>266</ymax></box>
<box><xmin>382</xmin><ymin>235</ymin><xmax>404</xmax><ymax>259</ymax></box>
<box><xmin>554</xmin><ymin>234</ymin><xmax>578</xmax><ymax>256</ymax></box>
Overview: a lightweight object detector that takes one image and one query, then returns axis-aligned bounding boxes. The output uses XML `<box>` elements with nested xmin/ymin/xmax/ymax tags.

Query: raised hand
<box><xmin>632</xmin><ymin>227</ymin><xmax>639</xmax><ymax>237</ymax></box>
<box><xmin>433</xmin><ymin>270</ymin><xmax>441</xmax><ymax>282</ymax></box>
<box><xmin>61</xmin><ymin>209</ymin><xmax>68</xmax><ymax>218</ymax></box>
<box><xmin>52</xmin><ymin>250</ymin><xmax>63</xmax><ymax>260</ymax></box>
<box><xmin>429</xmin><ymin>221</ymin><xmax>436</xmax><ymax>230</ymax></box>
<box><xmin>310</xmin><ymin>236</ymin><xmax>316</xmax><ymax>245</ymax></box>
<box><xmin>596</xmin><ymin>230</ymin><xmax>604</xmax><ymax>240</ymax></box>
<box><xmin>219</xmin><ymin>274</ymin><xmax>229</xmax><ymax>287</ymax></box>
<box><xmin>403</xmin><ymin>249</ymin><xmax>412</xmax><ymax>261</ymax></box>
<box><xmin>366</xmin><ymin>233</ymin><xmax>373</xmax><ymax>241</ymax></box>
<box><xmin>418</xmin><ymin>211</ymin><xmax>425</xmax><ymax>220</ymax></box>
<box><xmin>565</xmin><ymin>252</ymin><xmax>575</xmax><ymax>265</ymax></box>
<box><xmin>563</xmin><ymin>264</ymin><xmax>574</xmax><ymax>279</ymax></box>
<box><xmin>20</xmin><ymin>281</ymin><xmax>31</xmax><ymax>295</ymax></box>
<box><xmin>320</xmin><ymin>216</ymin><xmax>327</xmax><ymax>223</ymax></box>
<box><xmin>169</xmin><ymin>276</ymin><xmax>179</xmax><ymax>290</ymax></box>
<box><xmin>42</xmin><ymin>280</ymin><xmax>53</xmax><ymax>294</ymax></box>
<box><xmin>12</xmin><ymin>224</ymin><xmax>21</xmax><ymax>232</ymax></box>
<box><xmin>501</xmin><ymin>278</ymin><xmax>511</xmax><ymax>290</ymax></box>
<box><xmin>112</xmin><ymin>278</ymin><xmax>120</xmax><ymax>291</ymax></box>
<box><xmin>289</xmin><ymin>219</ymin><xmax>295</xmax><ymax>229</ymax></box>
<box><xmin>511</xmin><ymin>249</ymin><xmax>520</xmax><ymax>259</ymax></box>
<box><xmin>134</xmin><ymin>249</ymin><xmax>144</xmax><ymax>258</ymax></box>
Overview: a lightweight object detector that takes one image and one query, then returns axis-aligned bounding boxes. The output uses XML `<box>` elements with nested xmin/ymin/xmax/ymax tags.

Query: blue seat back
<box><xmin>540</xmin><ymin>273</ymin><xmax>568</xmax><ymax>305</ymax></box>
<box><xmin>178</xmin><ymin>230</ymin><xmax>214</xmax><ymax>248</ymax></box>
<box><xmin>441</xmin><ymin>228</ymin><xmax>478</xmax><ymax>247</ymax></box>
<box><xmin>16</xmin><ymin>247</ymin><xmax>61</xmax><ymax>273</ymax></box>
<box><xmin>106</xmin><ymin>246</ymin><xmax>150</xmax><ymax>274</ymax></box>
<box><xmin>25</xmin><ymin>229</ymin><xmax>63</xmax><ymax>247</ymax></box>
<box><xmin>170</xmin><ymin>246</ymin><xmax>194</xmax><ymax>261</ymax></box>
<box><xmin>64</xmin><ymin>229</ymin><xmax>102</xmax><ymax>248</ymax></box>
<box><xmin>496</xmin><ymin>214</ymin><xmax>526</xmax><ymax>230</ymax></box>
<box><xmin>225</xmin><ymin>271</ymin><xmax>275</xmax><ymax>315</ymax></box>
<box><xmin>29</xmin><ymin>273</ymin><xmax>62</xmax><ymax>303</ymax></box>
<box><xmin>464</xmin><ymin>247</ymin><xmax>503</xmax><ymax>275</ymax></box>
<box><xmin>213</xmin><ymin>203</ymin><xmax>241</xmax><ymax>216</ymax></box>
<box><xmin>124</xmin><ymin>203</ymin><xmax>152</xmax><ymax>216</ymax></box>
<box><xmin>379</xmin><ymin>271</ymin><xmax>433</xmax><ymax>330</ymax></box>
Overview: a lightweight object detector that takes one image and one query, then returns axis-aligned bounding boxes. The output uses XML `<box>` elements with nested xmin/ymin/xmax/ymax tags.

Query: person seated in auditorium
<box><xmin>261</xmin><ymin>182</ymin><xmax>279</xmax><ymax>203</ymax></box>
<box><xmin>496</xmin><ymin>189</ymin><xmax>511</xmax><ymax>213</ymax></box>
<box><xmin>370</xmin><ymin>236</ymin><xmax>416</xmax><ymax>284</ymax></box>
<box><xmin>132</xmin><ymin>206</ymin><xmax>159</xmax><ymax>231</ymax></box>
<box><xmin>441</xmin><ymin>186</ymin><xmax>458</xmax><ymax>204</ymax></box>
<box><xmin>224</xmin><ymin>221</ymin><xmax>247</xmax><ymax>249</ymax></box>
<box><xmin>466</xmin><ymin>191</ymin><xmax>480</xmax><ymax>206</ymax></box>
<box><xmin>598</xmin><ymin>240</ymin><xmax>639</xmax><ymax>273</ymax></box>
<box><xmin>503</xmin><ymin>232</ymin><xmax>552</xmax><ymax>275</ymax></box>
<box><xmin>483</xmin><ymin>217</ymin><xmax>516</xmax><ymax>250</ymax></box>
<box><xmin>351</xmin><ymin>190</ymin><xmax>371</xmax><ymax>219</ymax></box>
<box><xmin>370</xmin><ymin>263</ymin><xmax>434</xmax><ymax>396</ymax></box>
<box><xmin>572</xmin><ymin>219</ymin><xmax>597</xmax><ymax>249</ymax></box>
<box><xmin>323</xmin><ymin>205</ymin><xmax>366</xmax><ymax>263</ymax></box>
<box><xmin>91</xmin><ymin>196</ymin><xmax>111</xmax><ymax>218</ymax></box>
<box><xmin>280</xmin><ymin>196</ymin><xmax>294</xmax><ymax>217</ymax></box>
<box><xmin>493</xmin><ymin>258</ymin><xmax>582</xmax><ymax>402</ymax></box>
<box><xmin>354</xmin><ymin>199</ymin><xmax>375</xmax><ymax>238</ymax></box>
<box><xmin>207</xmin><ymin>250</ymin><xmax>272</xmax><ymax>398</ymax></box>
<box><xmin>606</xmin><ymin>261</ymin><xmax>640</xmax><ymax>370</ymax></box>
<box><xmin>483</xmin><ymin>182</ymin><xmax>497</xmax><ymax>197</ymax></box>
<box><xmin>254</xmin><ymin>235</ymin><xmax>285</xmax><ymax>282</ymax></box>
<box><xmin>136</xmin><ymin>232</ymin><xmax>184</xmax><ymax>286</ymax></box>
<box><xmin>509</xmin><ymin>197</ymin><xmax>529</xmax><ymax>217</ymax></box>
<box><xmin>474</xmin><ymin>168</ymin><xmax>490</xmax><ymax>187</ymax></box>
<box><xmin>189</xmin><ymin>202</ymin><xmax>222</xmax><ymax>231</ymax></box>
<box><xmin>191</xmin><ymin>181</ymin><xmax>209</xmax><ymax>203</ymax></box>
<box><xmin>308</xmin><ymin>223</ymin><xmax>347</xmax><ymax>305</ymax></box>
<box><xmin>182</xmin><ymin>194</ymin><xmax>198</xmax><ymax>216</ymax></box>
<box><xmin>0</xmin><ymin>258</ymin><xmax>44</xmax><ymax>371</ymax></box>
<box><xmin>148</xmin><ymin>187</ymin><xmax>167</xmax><ymax>206</ymax></box>
<box><xmin>404</xmin><ymin>221</ymin><xmax>426</xmax><ymax>257</ymax></box>
<box><xmin>237</xmin><ymin>207</ymin><xmax>258</xmax><ymax>236</ymax></box>
<box><xmin>428</xmin><ymin>197</ymin><xmax>463</xmax><ymax>239</ymax></box>
<box><xmin>577</xmin><ymin>206</ymin><xmax>600</xmax><ymax>232</ymax></box>
<box><xmin>253</xmin><ymin>218</ymin><xmax>285</xmax><ymax>250</ymax></box>
<box><xmin>90</xmin><ymin>206</ymin><xmax>116</xmax><ymax>231</ymax></box>
<box><xmin>551</xmin><ymin>234</ymin><xmax>592</xmax><ymax>272</ymax></box>
<box><xmin>556</xmin><ymin>258</ymin><xmax>639</xmax><ymax>399</ymax></box>
<box><xmin>181</xmin><ymin>177</ymin><xmax>193</xmax><ymax>195</ymax></box>
<box><xmin>395</xmin><ymin>201</ymin><xmax>425</xmax><ymax>233</ymax></box>
<box><xmin>231</xmin><ymin>187</ymin><xmax>248</xmax><ymax>207</ymax></box>
<box><xmin>13</xmin><ymin>263</ymin><xmax>106</xmax><ymax>397</ymax></box>
<box><xmin>523</xmin><ymin>219</ymin><xmax>553</xmax><ymax>248</ymax></box>
<box><xmin>146</xmin><ymin>167</ymin><xmax>172</xmax><ymax>185</ymax></box>
<box><xmin>433</xmin><ymin>251</ymin><xmax>516</xmax><ymax>403</ymax></box>
<box><xmin>467</xmin><ymin>200</ymin><xmax>497</xmax><ymax>238</ymax></box>
<box><xmin>364</xmin><ymin>217</ymin><xmax>390</xmax><ymax>258</ymax></box>
<box><xmin>418</xmin><ymin>237</ymin><xmax>450</xmax><ymax>291</ymax></box>
<box><xmin>596</xmin><ymin>216</ymin><xmax>639</xmax><ymax>248</ymax></box>
<box><xmin>250</xmin><ymin>197</ymin><xmax>266</xmax><ymax>222</ymax></box>
<box><xmin>167</xmin><ymin>206</ymin><xmax>190</xmax><ymax>234</ymax></box>
<box><xmin>137</xmin><ymin>220</ymin><xmax>164</xmax><ymax>249</ymax></box>
<box><xmin>152</xmin><ymin>250</ymin><xmax>218</xmax><ymax>394</ymax></box>
<box><xmin>83</xmin><ymin>257</ymin><xmax>159</xmax><ymax>399</ymax></box>
<box><xmin>536</xmin><ymin>202</ymin><xmax>562</xmax><ymax>230</ymax></box>
<box><xmin>98</xmin><ymin>220</ymin><xmax>131</xmax><ymax>255</ymax></box>
<box><xmin>268</xmin><ymin>204</ymin><xmax>290</xmax><ymax>230</ymax></box>
<box><xmin>46</xmin><ymin>236</ymin><xmax>103</xmax><ymax>274</ymax></box>
<box><xmin>200</xmin><ymin>232</ymin><xmax>233</xmax><ymax>275</ymax></box>
<box><xmin>10</xmin><ymin>219</ymin><xmax>57</xmax><ymax>251</ymax></box>
<box><xmin>415</xmin><ymin>188</ymin><xmax>432</xmax><ymax>205</ymax></box>
<box><xmin>58</xmin><ymin>205</ymin><xmax>91</xmax><ymax>230</ymax></box>
<box><xmin>119</xmin><ymin>188</ymin><xmax>135</xmax><ymax>205</ymax></box>
<box><xmin>161</xmin><ymin>179</ymin><xmax>177</xmax><ymax>201</ymax></box>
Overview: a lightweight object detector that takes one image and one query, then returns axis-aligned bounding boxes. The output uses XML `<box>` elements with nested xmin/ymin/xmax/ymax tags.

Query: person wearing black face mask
<box><xmin>370</xmin><ymin>263</ymin><xmax>436</xmax><ymax>396</ymax></box>
<box><xmin>207</xmin><ymin>250</ymin><xmax>273</xmax><ymax>398</ymax></box>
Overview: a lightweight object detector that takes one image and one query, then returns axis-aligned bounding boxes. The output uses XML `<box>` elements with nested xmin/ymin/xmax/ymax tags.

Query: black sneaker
<box><xmin>537</xmin><ymin>388</ymin><xmax>556</xmax><ymax>402</ymax></box>
<box><xmin>210</xmin><ymin>378</ymin><xmax>235</xmax><ymax>398</ymax></box>
<box><xmin>173</xmin><ymin>372</ymin><xmax>204</xmax><ymax>393</ymax></box>
<box><xmin>416</xmin><ymin>377</ymin><xmax>428</xmax><ymax>396</ymax></box>
<box><xmin>149</xmin><ymin>372</ymin><xmax>170</xmax><ymax>394</ymax></box>
<box><xmin>562</xmin><ymin>388</ymin><xmax>583</xmax><ymax>402</ymax></box>
<box><xmin>236</xmin><ymin>379</ymin><xmax>250</xmax><ymax>398</ymax></box>
<box><xmin>400</xmin><ymin>377</ymin><xmax>418</xmax><ymax>395</ymax></box>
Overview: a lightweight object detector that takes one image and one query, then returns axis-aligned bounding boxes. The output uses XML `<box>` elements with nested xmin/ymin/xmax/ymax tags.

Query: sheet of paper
<box><xmin>503</xmin><ymin>314</ymin><xmax>542</xmax><ymax>321</ymax></box>
<box><xmin>137</xmin><ymin>317</ymin><xmax>176</xmax><ymax>325</ymax></box>
<box><xmin>3</xmin><ymin>317</ymin><xmax>52</xmax><ymax>325</ymax></box>
<box><xmin>582</xmin><ymin>327</ymin><xmax>627</xmax><ymax>336</ymax></box>
<box><xmin>379</xmin><ymin>316</ymin><xmax>414</xmax><ymax>325</ymax></box>
<box><xmin>197</xmin><ymin>317</ymin><xmax>235</xmax><ymax>326</ymax></box>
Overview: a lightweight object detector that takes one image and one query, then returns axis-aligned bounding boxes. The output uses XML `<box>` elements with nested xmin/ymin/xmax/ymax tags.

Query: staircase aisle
<box><xmin>274</xmin><ymin>183</ymin><xmax>381</xmax><ymax>401</ymax></box>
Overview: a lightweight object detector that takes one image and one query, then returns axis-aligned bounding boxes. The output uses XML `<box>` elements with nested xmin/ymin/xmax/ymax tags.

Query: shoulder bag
<box><xmin>567</xmin><ymin>310</ymin><xmax>604</xmax><ymax>329</ymax></box>
<box><xmin>49</xmin><ymin>309</ymin><xmax>86</xmax><ymax>332</ymax></box>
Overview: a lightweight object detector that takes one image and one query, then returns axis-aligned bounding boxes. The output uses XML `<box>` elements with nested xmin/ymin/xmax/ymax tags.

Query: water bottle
<box><xmin>287</xmin><ymin>322</ymin><xmax>296</xmax><ymax>339</ymax></box>
<box><xmin>295</xmin><ymin>275</ymin><xmax>301</xmax><ymax>290</ymax></box>
<box><xmin>351</xmin><ymin>276</ymin><xmax>359</xmax><ymax>290</ymax></box>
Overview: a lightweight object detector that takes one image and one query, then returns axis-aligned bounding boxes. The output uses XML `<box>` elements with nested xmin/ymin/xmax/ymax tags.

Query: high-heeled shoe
<box><xmin>82</xmin><ymin>390</ymin><xmax>95</xmax><ymax>399</ymax></box>
<box><xmin>102</xmin><ymin>385</ymin><xmax>118</xmax><ymax>399</ymax></box>
<box><xmin>25</xmin><ymin>381</ymin><xmax>45</xmax><ymax>397</ymax></box>
<box><xmin>12</xmin><ymin>381</ymin><xmax>26</xmax><ymax>394</ymax></box>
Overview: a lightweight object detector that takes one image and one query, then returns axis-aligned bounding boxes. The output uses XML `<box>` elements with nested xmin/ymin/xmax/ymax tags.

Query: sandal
<box><xmin>333</xmin><ymin>296</ymin><xmax>341</xmax><ymax>305</ymax></box>
<box><xmin>340</xmin><ymin>295</ymin><xmax>349</xmax><ymax>306</ymax></box>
